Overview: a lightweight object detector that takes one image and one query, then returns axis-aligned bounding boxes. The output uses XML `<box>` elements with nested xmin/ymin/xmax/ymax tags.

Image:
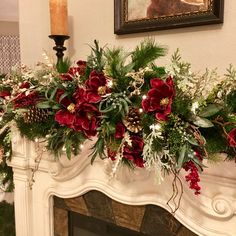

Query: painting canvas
<box><xmin>114</xmin><ymin>0</ymin><xmax>224</xmax><ymax>34</ymax></box>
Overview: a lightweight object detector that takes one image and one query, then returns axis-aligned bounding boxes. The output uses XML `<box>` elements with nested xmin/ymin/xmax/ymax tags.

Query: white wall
<box><xmin>19</xmin><ymin>0</ymin><xmax>236</xmax><ymax>74</ymax></box>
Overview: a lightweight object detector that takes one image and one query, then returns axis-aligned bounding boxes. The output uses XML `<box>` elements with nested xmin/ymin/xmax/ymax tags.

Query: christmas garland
<box><xmin>0</xmin><ymin>39</ymin><xmax>235</xmax><ymax>201</ymax></box>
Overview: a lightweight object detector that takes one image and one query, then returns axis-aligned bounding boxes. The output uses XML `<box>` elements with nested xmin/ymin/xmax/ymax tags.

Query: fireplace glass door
<box><xmin>69</xmin><ymin>211</ymin><xmax>147</xmax><ymax>236</ymax></box>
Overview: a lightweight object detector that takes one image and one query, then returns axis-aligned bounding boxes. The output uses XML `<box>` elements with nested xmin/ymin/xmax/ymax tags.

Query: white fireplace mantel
<box><xmin>8</xmin><ymin>128</ymin><xmax>236</xmax><ymax>236</ymax></box>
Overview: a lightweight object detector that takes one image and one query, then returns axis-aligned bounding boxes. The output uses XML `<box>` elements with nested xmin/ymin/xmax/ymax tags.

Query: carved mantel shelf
<box><xmin>8</xmin><ymin>128</ymin><xmax>236</xmax><ymax>236</ymax></box>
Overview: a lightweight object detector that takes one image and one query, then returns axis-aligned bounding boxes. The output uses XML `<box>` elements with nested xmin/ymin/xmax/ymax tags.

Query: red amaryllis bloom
<box><xmin>75</xmin><ymin>102</ymin><xmax>100</xmax><ymax>137</ymax></box>
<box><xmin>19</xmin><ymin>82</ymin><xmax>30</xmax><ymax>89</ymax></box>
<box><xmin>0</xmin><ymin>91</ymin><xmax>10</xmax><ymax>98</ymax></box>
<box><xmin>56</xmin><ymin>89</ymin><xmax>71</xmax><ymax>107</ymax></box>
<box><xmin>60</xmin><ymin>60</ymin><xmax>87</xmax><ymax>81</ymax></box>
<box><xmin>142</xmin><ymin>77</ymin><xmax>175</xmax><ymax>121</ymax></box>
<box><xmin>61</xmin><ymin>67</ymin><xmax>78</xmax><ymax>81</ymax></box>
<box><xmin>123</xmin><ymin>135</ymin><xmax>145</xmax><ymax>168</ymax></box>
<box><xmin>54</xmin><ymin>109</ymin><xmax>77</xmax><ymax>130</ymax></box>
<box><xmin>13</xmin><ymin>91</ymin><xmax>38</xmax><ymax>108</ymax></box>
<box><xmin>86</xmin><ymin>70</ymin><xmax>106</xmax><ymax>91</ymax></box>
<box><xmin>227</xmin><ymin>128</ymin><xmax>236</xmax><ymax>147</ymax></box>
<box><xmin>73</xmin><ymin>87</ymin><xmax>101</xmax><ymax>104</ymax></box>
<box><xmin>76</xmin><ymin>60</ymin><xmax>87</xmax><ymax>76</ymax></box>
<box><xmin>107</xmin><ymin>148</ymin><xmax>117</xmax><ymax>161</ymax></box>
<box><xmin>55</xmin><ymin>88</ymin><xmax>100</xmax><ymax>137</ymax></box>
<box><xmin>115</xmin><ymin>123</ymin><xmax>126</xmax><ymax>139</ymax></box>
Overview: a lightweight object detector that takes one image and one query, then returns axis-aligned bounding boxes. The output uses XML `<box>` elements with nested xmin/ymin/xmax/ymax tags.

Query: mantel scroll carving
<box><xmin>9</xmin><ymin>134</ymin><xmax>236</xmax><ymax>236</ymax></box>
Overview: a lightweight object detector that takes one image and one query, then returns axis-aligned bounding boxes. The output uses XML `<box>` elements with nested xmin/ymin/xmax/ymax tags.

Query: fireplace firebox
<box><xmin>53</xmin><ymin>192</ymin><xmax>197</xmax><ymax>236</ymax></box>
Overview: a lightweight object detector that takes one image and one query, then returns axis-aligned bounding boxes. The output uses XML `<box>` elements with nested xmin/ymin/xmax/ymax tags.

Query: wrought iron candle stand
<box><xmin>49</xmin><ymin>35</ymin><xmax>70</xmax><ymax>66</ymax></box>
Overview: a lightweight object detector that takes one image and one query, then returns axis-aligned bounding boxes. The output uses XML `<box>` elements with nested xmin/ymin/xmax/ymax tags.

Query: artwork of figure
<box><xmin>146</xmin><ymin>0</ymin><xmax>207</xmax><ymax>18</ymax></box>
<box><xmin>127</xmin><ymin>0</ymin><xmax>208</xmax><ymax>21</ymax></box>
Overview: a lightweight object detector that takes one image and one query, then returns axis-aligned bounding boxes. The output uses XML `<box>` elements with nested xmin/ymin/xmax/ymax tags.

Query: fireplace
<box><xmin>8</xmin><ymin>128</ymin><xmax>236</xmax><ymax>236</ymax></box>
<box><xmin>53</xmin><ymin>192</ymin><xmax>197</xmax><ymax>236</ymax></box>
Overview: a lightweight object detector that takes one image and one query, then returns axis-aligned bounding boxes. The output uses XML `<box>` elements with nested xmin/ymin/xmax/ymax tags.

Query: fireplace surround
<box><xmin>8</xmin><ymin>127</ymin><xmax>236</xmax><ymax>236</ymax></box>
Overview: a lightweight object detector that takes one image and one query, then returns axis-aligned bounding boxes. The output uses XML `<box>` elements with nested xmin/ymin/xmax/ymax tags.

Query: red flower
<box><xmin>115</xmin><ymin>123</ymin><xmax>126</xmax><ymax>139</ymax></box>
<box><xmin>227</xmin><ymin>128</ymin><xmax>236</xmax><ymax>147</ymax></box>
<box><xmin>55</xmin><ymin>109</ymin><xmax>76</xmax><ymax>130</ymax></box>
<box><xmin>13</xmin><ymin>92</ymin><xmax>38</xmax><ymax>108</ymax></box>
<box><xmin>123</xmin><ymin>135</ymin><xmax>145</xmax><ymax>168</ymax></box>
<box><xmin>60</xmin><ymin>60</ymin><xmax>87</xmax><ymax>81</ymax></box>
<box><xmin>56</xmin><ymin>89</ymin><xmax>71</xmax><ymax>107</ymax></box>
<box><xmin>75</xmin><ymin>102</ymin><xmax>100</xmax><ymax>137</ymax></box>
<box><xmin>76</xmin><ymin>60</ymin><xmax>87</xmax><ymax>76</ymax></box>
<box><xmin>0</xmin><ymin>91</ymin><xmax>10</xmax><ymax>98</ymax></box>
<box><xmin>55</xmin><ymin>88</ymin><xmax>100</xmax><ymax>137</ymax></box>
<box><xmin>86</xmin><ymin>70</ymin><xmax>106</xmax><ymax>91</ymax></box>
<box><xmin>107</xmin><ymin>148</ymin><xmax>117</xmax><ymax>161</ymax></box>
<box><xmin>74</xmin><ymin>87</ymin><xmax>101</xmax><ymax>104</ymax></box>
<box><xmin>19</xmin><ymin>82</ymin><xmax>30</xmax><ymax>89</ymax></box>
<box><xmin>142</xmin><ymin>77</ymin><xmax>175</xmax><ymax>121</ymax></box>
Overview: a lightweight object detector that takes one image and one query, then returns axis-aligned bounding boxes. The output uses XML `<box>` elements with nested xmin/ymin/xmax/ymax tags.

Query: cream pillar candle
<box><xmin>49</xmin><ymin>0</ymin><xmax>68</xmax><ymax>35</ymax></box>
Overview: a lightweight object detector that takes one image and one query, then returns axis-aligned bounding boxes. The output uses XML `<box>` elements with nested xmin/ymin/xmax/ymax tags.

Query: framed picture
<box><xmin>114</xmin><ymin>0</ymin><xmax>224</xmax><ymax>35</ymax></box>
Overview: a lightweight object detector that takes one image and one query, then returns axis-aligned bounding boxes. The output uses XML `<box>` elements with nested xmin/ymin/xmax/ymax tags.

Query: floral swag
<box><xmin>0</xmin><ymin>39</ymin><xmax>235</xmax><ymax>210</ymax></box>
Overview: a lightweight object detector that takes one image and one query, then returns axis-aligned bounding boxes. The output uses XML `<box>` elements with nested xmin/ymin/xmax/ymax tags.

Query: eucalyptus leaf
<box><xmin>198</xmin><ymin>104</ymin><xmax>223</xmax><ymax>117</ymax></box>
<box><xmin>177</xmin><ymin>144</ymin><xmax>186</xmax><ymax>169</ymax></box>
<box><xmin>36</xmin><ymin>102</ymin><xmax>51</xmax><ymax>109</ymax></box>
<box><xmin>50</xmin><ymin>87</ymin><xmax>58</xmax><ymax>101</ymax></box>
<box><xmin>193</xmin><ymin>117</ymin><xmax>214</xmax><ymax>128</ymax></box>
<box><xmin>186</xmin><ymin>136</ymin><xmax>199</xmax><ymax>146</ymax></box>
<box><xmin>52</xmin><ymin>104</ymin><xmax>61</xmax><ymax>110</ymax></box>
<box><xmin>66</xmin><ymin>143</ymin><xmax>71</xmax><ymax>160</ymax></box>
<box><xmin>59</xmin><ymin>92</ymin><xmax>69</xmax><ymax>103</ymax></box>
<box><xmin>192</xmin><ymin>156</ymin><xmax>207</xmax><ymax>169</ymax></box>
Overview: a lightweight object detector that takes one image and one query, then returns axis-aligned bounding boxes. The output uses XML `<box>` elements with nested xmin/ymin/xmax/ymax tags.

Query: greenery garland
<box><xmin>0</xmin><ymin>39</ymin><xmax>235</xmax><ymax>206</ymax></box>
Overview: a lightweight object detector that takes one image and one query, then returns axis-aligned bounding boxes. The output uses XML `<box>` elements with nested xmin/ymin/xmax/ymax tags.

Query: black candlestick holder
<box><xmin>49</xmin><ymin>35</ymin><xmax>70</xmax><ymax>66</ymax></box>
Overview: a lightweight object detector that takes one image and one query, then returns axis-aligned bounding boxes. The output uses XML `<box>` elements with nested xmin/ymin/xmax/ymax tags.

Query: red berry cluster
<box><xmin>184</xmin><ymin>161</ymin><xmax>201</xmax><ymax>195</ymax></box>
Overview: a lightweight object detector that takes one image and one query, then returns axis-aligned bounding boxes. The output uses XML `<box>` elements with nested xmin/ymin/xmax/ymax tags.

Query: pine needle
<box><xmin>104</xmin><ymin>47</ymin><xmax>132</xmax><ymax>79</ymax></box>
<box><xmin>131</xmin><ymin>38</ymin><xmax>167</xmax><ymax>71</ymax></box>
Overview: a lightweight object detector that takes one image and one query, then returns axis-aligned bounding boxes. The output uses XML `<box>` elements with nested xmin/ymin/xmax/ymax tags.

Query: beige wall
<box><xmin>19</xmin><ymin>0</ymin><xmax>236</xmax><ymax>73</ymax></box>
<box><xmin>0</xmin><ymin>21</ymin><xmax>19</xmax><ymax>35</ymax></box>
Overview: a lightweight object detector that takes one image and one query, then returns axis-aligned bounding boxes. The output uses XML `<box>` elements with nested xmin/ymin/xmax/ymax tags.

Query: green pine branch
<box><xmin>87</xmin><ymin>40</ymin><xmax>105</xmax><ymax>72</ymax></box>
<box><xmin>131</xmin><ymin>38</ymin><xmax>167</xmax><ymax>71</ymax></box>
<box><xmin>104</xmin><ymin>47</ymin><xmax>132</xmax><ymax>79</ymax></box>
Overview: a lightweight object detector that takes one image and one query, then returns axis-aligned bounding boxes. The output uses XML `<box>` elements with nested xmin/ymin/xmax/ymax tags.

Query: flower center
<box><xmin>67</xmin><ymin>103</ymin><xmax>76</xmax><ymax>113</ymax></box>
<box><xmin>97</xmin><ymin>86</ymin><xmax>106</xmax><ymax>95</ymax></box>
<box><xmin>160</xmin><ymin>98</ymin><xmax>169</xmax><ymax>106</ymax></box>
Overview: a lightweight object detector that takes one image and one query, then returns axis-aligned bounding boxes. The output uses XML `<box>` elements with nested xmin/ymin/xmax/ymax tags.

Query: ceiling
<box><xmin>0</xmin><ymin>0</ymin><xmax>18</xmax><ymax>22</ymax></box>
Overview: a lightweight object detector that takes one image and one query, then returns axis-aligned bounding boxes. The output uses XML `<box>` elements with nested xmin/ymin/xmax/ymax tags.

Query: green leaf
<box><xmin>177</xmin><ymin>144</ymin><xmax>186</xmax><ymax>169</ymax></box>
<box><xmin>49</xmin><ymin>87</ymin><xmax>58</xmax><ymax>101</ymax></box>
<box><xmin>52</xmin><ymin>104</ymin><xmax>61</xmax><ymax>110</ymax></box>
<box><xmin>36</xmin><ymin>101</ymin><xmax>51</xmax><ymax>109</ymax></box>
<box><xmin>192</xmin><ymin>156</ymin><xmax>207</xmax><ymax>169</ymax></box>
<box><xmin>59</xmin><ymin>92</ymin><xmax>68</xmax><ymax>103</ymax></box>
<box><xmin>193</xmin><ymin>117</ymin><xmax>214</xmax><ymax>128</ymax></box>
<box><xmin>186</xmin><ymin>136</ymin><xmax>199</xmax><ymax>146</ymax></box>
<box><xmin>65</xmin><ymin>142</ymin><xmax>71</xmax><ymax>160</ymax></box>
<box><xmin>198</xmin><ymin>104</ymin><xmax>223</xmax><ymax>117</ymax></box>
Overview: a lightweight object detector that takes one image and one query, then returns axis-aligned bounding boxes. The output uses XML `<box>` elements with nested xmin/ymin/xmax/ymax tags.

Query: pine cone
<box><xmin>123</xmin><ymin>107</ymin><xmax>142</xmax><ymax>133</ymax></box>
<box><xmin>23</xmin><ymin>106</ymin><xmax>49</xmax><ymax>123</ymax></box>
